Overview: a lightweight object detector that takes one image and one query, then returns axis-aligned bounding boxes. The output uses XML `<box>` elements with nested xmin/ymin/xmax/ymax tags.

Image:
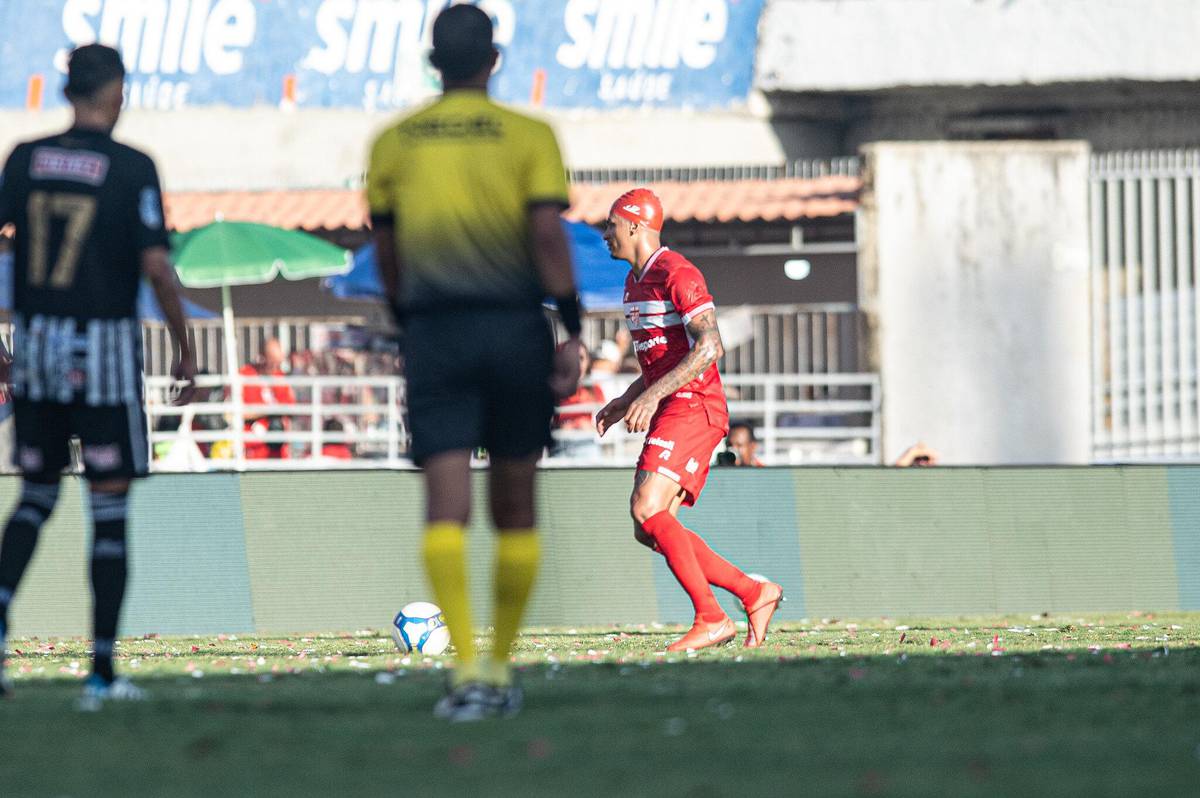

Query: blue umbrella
<box><xmin>0</xmin><ymin>251</ymin><xmax>216</xmax><ymax>321</ymax></box>
<box><xmin>324</xmin><ymin>219</ymin><xmax>629</xmax><ymax>311</ymax></box>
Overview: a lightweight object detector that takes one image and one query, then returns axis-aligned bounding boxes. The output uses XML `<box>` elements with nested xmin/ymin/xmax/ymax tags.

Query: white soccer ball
<box><xmin>391</xmin><ymin>601</ymin><xmax>451</xmax><ymax>655</ymax></box>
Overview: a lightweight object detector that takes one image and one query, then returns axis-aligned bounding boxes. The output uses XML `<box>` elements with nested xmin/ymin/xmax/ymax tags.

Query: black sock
<box><xmin>0</xmin><ymin>480</ymin><xmax>60</xmax><ymax>632</ymax></box>
<box><xmin>90</xmin><ymin>491</ymin><xmax>129</xmax><ymax>684</ymax></box>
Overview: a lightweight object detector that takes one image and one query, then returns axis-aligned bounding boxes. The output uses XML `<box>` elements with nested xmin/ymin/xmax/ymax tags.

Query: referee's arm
<box><xmin>366</xmin><ymin>132</ymin><xmax>404</xmax><ymax>324</ymax></box>
<box><xmin>528</xmin><ymin>203</ymin><xmax>575</xmax><ymax>302</ymax></box>
<box><xmin>372</xmin><ymin>216</ymin><xmax>402</xmax><ymax>321</ymax></box>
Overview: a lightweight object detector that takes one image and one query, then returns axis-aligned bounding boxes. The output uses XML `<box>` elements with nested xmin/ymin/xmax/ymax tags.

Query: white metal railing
<box><xmin>549</xmin><ymin>373</ymin><xmax>881</xmax><ymax>466</ymax></box>
<box><xmin>581</xmin><ymin>304</ymin><xmax>861</xmax><ymax>377</ymax></box>
<box><xmin>145</xmin><ymin>374</ymin><xmax>407</xmax><ymax>471</ymax></box>
<box><xmin>569</xmin><ymin>158</ymin><xmax>862</xmax><ymax>184</ymax></box>
<box><xmin>1090</xmin><ymin>150</ymin><xmax>1200</xmax><ymax>461</ymax></box>
<box><xmin>144</xmin><ymin>373</ymin><xmax>881</xmax><ymax>471</ymax></box>
<box><xmin>140</xmin><ymin>304</ymin><xmax>863</xmax><ymax>378</ymax></box>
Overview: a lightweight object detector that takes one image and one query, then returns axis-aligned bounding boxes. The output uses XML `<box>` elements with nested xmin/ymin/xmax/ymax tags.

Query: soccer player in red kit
<box><xmin>596</xmin><ymin>189</ymin><xmax>783</xmax><ymax>652</ymax></box>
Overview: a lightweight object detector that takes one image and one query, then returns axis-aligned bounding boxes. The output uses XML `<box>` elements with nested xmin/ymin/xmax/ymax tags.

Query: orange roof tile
<box><xmin>164</xmin><ymin>189</ymin><xmax>368</xmax><ymax>233</ymax></box>
<box><xmin>164</xmin><ymin>176</ymin><xmax>860</xmax><ymax>233</ymax></box>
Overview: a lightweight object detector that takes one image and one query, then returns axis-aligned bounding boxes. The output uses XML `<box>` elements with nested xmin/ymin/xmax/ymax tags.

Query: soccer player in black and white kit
<box><xmin>0</xmin><ymin>45</ymin><xmax>196</xmax><ymax>707</ymax></box>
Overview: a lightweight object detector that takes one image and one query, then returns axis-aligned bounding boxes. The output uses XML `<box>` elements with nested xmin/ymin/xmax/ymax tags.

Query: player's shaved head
<box><xmin>65</xmin><ymin>44</ymin><xmax>125</xmax><ymax>102</ymax></box>
<box><xmin>429</xmin><ymin>4</ymin><xmax>496</xmax><ymax>81</ymax></box>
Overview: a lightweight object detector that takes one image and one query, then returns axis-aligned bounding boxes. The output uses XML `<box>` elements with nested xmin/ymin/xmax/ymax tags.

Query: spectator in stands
<box><xmin>588</xmin><ymin>339</ymin><xmax>623</xmax><ymax>401</ymax></box>
<box><xmin>552</xmin><ymin>344</ymin><xmax>604</xmax><ymax>460</ymax></box>
<box><xmin>724</xmin><ymin>421</ymin><xmax>764</xmax><ymax>467</ymax></box>
<box><xmin>613</xmin><ymin>328</ymin><xmax>641</xmax><ymax>373</ymax></box>
<box><xmin>320</xmin><ymin>418</ymin><xmax>353</xmax><ymax>460</ymax></box>
<box><xmin>894</xmin><ymin>442</ymin><xmax>940</xmax><ymax>467</ymax></box>
<box><xmin>554</xmin><ymin>345</ymin><xmax>604</xmax><ymax>431</ymax></box>
<box><xmin>239</xmin><ymin>338</ymin><xmax>296</xmax><ymax>459</ymax></box>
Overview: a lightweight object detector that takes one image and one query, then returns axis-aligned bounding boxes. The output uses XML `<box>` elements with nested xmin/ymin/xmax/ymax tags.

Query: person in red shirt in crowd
<box><xmin>239</xmin><ymin>338</ymin><xmax>295</xmax><ymax>459</ymax></box>
<box><xmin>552</xmin><ymin>344</ymin><xmax>606</xmax><ymax>460</ymax></box>
<box><xmin>554</xmin><ymin>344</ymin><xmax>605</xmax><ymax>430</ymax></box>
<box><xmin>319</xmin><ymin>418</ymin><xmax>353</xmax><ymax>460</ymax></box>
<box><xmin>595</xmin><ymin>188</ymin><xmax>783</xmax><ymax>652</ymax></box>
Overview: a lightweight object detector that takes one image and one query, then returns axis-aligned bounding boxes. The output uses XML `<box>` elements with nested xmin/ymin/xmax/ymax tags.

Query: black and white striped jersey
<box><xmin>0</xmin><ymin>127</ymin><xmax>168</xmax><ymax>406</ymax></box>
<box><xmin>9</xmin><ymin>313</ymin><xmax>142</xmax><ymax>406</ymax></box>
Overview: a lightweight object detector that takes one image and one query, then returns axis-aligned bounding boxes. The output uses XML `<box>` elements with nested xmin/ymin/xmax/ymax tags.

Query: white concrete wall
<box><xmin>857</xmin><ymin>141</ymin><xmax>1091</xmax><ymax>465</ymax></box>
<box><xmin>0</xmin><ymin>106</ymin><xmax>786</xmax><ymax>192</ymax></box>
<box><xmin>845</xmin><ymin>100</ymin><xmax>1200</xmax><ymax>154</ymax></box>
<box><xmin>760</xmin><ymin>0</ymin><xmax>1200</xmax><ymax>91</ymax></box>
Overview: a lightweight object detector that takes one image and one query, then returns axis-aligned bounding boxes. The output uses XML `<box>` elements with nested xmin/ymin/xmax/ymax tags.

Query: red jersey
<box><xmin>623</xmin><ymin>247</ymin><xmax>728</xmax><ymax>430</ymax></box>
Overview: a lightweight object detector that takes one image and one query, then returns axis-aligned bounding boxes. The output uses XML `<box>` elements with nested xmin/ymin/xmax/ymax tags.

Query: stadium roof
<box><xmin>163</xmin><ymin>176</ymin><xmax>861</xmax><ymax>233</ymax></box>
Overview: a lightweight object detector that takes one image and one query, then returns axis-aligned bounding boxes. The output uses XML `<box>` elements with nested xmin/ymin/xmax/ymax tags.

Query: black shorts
<box><xmin>404</xmin><ymin>308</ymin><xmax>554</xmax><ymax>465</ymax></box>
<box><xmin>13</xmin><ymin>398</ymin><xmax>149</xmax><ymax>481</ymax></box>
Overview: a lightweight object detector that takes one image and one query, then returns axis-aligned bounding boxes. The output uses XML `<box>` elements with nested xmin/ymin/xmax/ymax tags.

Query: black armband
<box><xmin>555</xmin><ymin>292</ymin><xmax>583</xmax><ymax>337</ymax></box>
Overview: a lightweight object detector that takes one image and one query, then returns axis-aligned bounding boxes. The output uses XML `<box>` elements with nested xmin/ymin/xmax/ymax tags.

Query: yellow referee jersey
<box><xmin>366</xmin><ymin>90</ymin><xmax>569</xmax><ymax>312</ymax></box>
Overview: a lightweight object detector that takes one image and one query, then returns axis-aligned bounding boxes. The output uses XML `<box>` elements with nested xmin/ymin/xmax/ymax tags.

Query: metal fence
<box><xmin>583</xmin><ymin>304</ymin><xmax>860</xmax><ymax>379</ymax></box>
<box><xmin>1090</xmin><ymin>150</ymin><xmax>1200</xmax><ymax>460</ymax></box>
<box><xmin>140</xmin><ymin>304</ymin><xmax>862</xmax><ymax>379</ymax></box>
<box><xmin>143</xmin><ymin>372</ymin><xmax>881</xmax><ymax>471</ymax></box>
<box><xmin>142</xmin><ymin>317</ymin><xmax>365</xmax><ymax>377</ymax></box>
<box><xmin>569</xmin><ymin>157</ymin><xmax>862</xmax><ymax>185</ymax></box>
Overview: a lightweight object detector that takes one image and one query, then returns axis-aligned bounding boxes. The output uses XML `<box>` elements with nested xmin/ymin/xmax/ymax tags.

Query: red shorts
<box><xmin>636</xmin><ymin>397</ymin><xmax>728</xmax><ymax>506</ymax></box>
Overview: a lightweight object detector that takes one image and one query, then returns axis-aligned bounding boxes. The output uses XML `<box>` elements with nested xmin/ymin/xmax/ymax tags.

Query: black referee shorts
<box><xmin>13</xmin><ymin>398</ymin><xmax>149</xmax><ymax>481</ymax></box>
<box><xmin>404</xmin><ymin>308</ymin><xmax>554</xmax><ymax>465</ymax></box>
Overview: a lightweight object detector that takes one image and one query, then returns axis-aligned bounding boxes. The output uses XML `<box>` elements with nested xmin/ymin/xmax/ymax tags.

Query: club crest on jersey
<box><xmin>629</xmin><ymin>306</ymin><xmax>640</xmax><ymax>327</ymax></box>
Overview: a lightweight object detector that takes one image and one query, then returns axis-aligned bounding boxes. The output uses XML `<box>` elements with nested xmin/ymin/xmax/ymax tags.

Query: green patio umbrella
<box><xmin>171</xmin><ymin>220</ymin><xmax>352</xmax><ymax>379</ymax></box>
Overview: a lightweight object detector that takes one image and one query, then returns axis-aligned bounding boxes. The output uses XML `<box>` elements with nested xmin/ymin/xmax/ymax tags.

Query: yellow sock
<box><xmin>491</xmin><ymin>529</ymin><xmax>540</xmax><ymax>683</ymax></box>
<box><xmin>422</xmin><ymin>522</ymin><xmax>477</xmax><ymax>684</ymax></box>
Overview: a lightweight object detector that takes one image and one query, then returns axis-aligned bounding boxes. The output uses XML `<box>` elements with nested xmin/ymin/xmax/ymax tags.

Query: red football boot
<box><xmin>666</xmin><ymin>616</ymin><xmax>737</xmax><ymax>652</ymax></box>
<box><xmin>743</xmin><ymin>581</ymin><xmax>784</xmax><ymax>648</ymax></box>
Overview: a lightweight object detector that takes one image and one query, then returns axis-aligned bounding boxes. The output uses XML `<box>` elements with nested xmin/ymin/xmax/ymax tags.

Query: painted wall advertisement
<box><xmin>0</xmin><ymin>1</ymin><xmax>765</xmax><ymax>111</ymax></box>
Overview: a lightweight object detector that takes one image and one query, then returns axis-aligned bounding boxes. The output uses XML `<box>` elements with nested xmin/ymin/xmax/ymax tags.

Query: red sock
<box><xmin>685</xmin><ymin>530</ymin><xmax>759</xmax><ymax>604</ymax></box>
<box><xmin>642</xmin><ymin>511</ymin><xmax>725</xmax><ymax>623</ymax></box>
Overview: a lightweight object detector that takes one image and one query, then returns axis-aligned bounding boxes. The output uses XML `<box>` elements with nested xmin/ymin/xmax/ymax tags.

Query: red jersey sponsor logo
<box><xmin>634</xmin><ymin>334</ymin><xmax>667</xmax><ymax>353</ymax></box>
<box><xmin>622</xmin><ymin>247</ymin><xmax>728</xmax><ymax>428</ymax></box>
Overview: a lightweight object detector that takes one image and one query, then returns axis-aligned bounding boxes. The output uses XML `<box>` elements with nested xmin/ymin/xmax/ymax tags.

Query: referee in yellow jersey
<box><xmin>367</xmin><ymin>4</ymin><xmax>583</xmax><ymax>721</ymax></box>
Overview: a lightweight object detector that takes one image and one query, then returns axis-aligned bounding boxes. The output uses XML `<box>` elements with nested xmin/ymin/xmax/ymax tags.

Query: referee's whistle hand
<box><xmin>550</xmin><ymin>338</ymin><xmax>584</xmax><ymax>400</ymax></box>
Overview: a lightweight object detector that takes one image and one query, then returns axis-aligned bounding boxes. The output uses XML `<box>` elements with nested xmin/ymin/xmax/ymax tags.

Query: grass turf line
<box><xmin>2</xmin><ymin>612</ymin><xmax>1199</xmax><ymax>797</ymax></box>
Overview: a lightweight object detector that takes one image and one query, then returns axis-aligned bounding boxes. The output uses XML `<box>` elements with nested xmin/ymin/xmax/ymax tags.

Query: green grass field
<box><xmin>3</xmin><ymin>613</ymin><xmax>1200</xmax><ymax>797</ymax></box>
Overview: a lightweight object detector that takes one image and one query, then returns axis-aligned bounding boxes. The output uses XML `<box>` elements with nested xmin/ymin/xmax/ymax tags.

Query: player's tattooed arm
<box><xmin>621</xmin><ymin>309</ymin><xmax>723</xmax><ymax>433</ymax></box>
<box><xmin>644</xmin><ymin>309</ymin><xmax>724</xmax><ymax>401</ymax></box>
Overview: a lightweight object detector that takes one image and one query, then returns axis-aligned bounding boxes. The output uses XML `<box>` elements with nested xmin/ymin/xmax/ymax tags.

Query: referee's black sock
<box><xmin>89</xmin><ymin>490</ymin><xmax>129</xmax><ymax>684</ymax></box>
<box><xmin>0</xmin><ymin>480</ymin><xmax>61</xmax><ymax>633</ymax></box>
